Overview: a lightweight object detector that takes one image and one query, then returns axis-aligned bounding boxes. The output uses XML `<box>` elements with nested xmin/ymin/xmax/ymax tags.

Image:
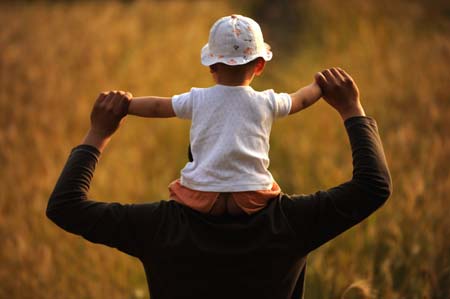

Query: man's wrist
<box><xmin>82</xmin><ymin>129</ymin><xmax>111</xmax><ymax>153</ymax></box>
<box><xmin>339</xmin><ymin>104</ymin><xmax>366</xmax><ymax>121</ymax></box>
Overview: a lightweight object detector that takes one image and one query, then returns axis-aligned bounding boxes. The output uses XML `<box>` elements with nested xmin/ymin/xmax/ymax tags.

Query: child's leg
<box><xmin>169</xmin><ymin>180</ymin><xmax>280</xmax><ymax>215</ymax></box>
<box><xmin>168</xmin><ymin>179</ymin><xmax>218</xmax><ymax>213</ymax></box>
<box><xmin>232</xmin><ymin>182</ymin><xmax>281</xmax><ymax>215</ymax></box>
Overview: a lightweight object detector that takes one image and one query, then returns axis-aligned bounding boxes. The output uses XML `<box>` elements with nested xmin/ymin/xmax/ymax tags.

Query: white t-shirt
<box><xmin>172</xmin><ymin>84</ymin><xmax>292</xmax><ymax>192</ymax></box>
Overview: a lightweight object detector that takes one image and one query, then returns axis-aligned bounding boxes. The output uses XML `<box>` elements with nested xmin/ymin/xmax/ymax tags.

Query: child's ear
<box><xmin>209</xmin><ymin>64</ymin><xmax>219</xmax><ymax>83</ymax></box>
<box><xmin>210</xmin><ymin>64</ymin><xmax>218</xmax><ymax>73</ymax></box>
<box><xmin>254</xmin><ymin>58</ymin><xmax>266</xmax><ymax>76</ymax></box>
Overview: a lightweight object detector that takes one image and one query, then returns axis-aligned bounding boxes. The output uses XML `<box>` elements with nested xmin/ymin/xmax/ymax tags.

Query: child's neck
<box><xmin>214</xmin><ymin>73</ymin><xmax>255</xmax><ymax>87</ymax></box>
<box><xmin>216</xmin><ymin>78</ymin><xmax>252</xmax><ymax>86</ymax></box>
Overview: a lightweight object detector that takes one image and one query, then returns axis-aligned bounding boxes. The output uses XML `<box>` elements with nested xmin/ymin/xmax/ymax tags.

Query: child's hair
<box><xmin>209</xmin><ymin>57</ymin><xmax>263</xmax><ymax>77</ymax></box>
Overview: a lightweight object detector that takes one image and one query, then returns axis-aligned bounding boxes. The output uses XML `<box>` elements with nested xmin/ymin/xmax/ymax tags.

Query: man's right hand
<box><xmin>315</xmin><ymin>68</ymin><xmax>365</xmax><ymax>120</ymax></box>
<box><xmin>90</xmin><ymin>90</ymin><xmax>132</xmax><ymax>138</ymax></box>
<box><xmin>82</xmin><ymin>91</ymin><xmax>132</xmax><ymax>152</ymax></box>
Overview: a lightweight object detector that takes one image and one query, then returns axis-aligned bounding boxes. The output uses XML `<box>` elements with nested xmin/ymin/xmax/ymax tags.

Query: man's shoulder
<box><xmin>146</xmin><ymin>197</ymin><xmax>299</xmax><ymax>246</ymax></box>
<box><xmin>147</xmin><ymin>197</ymin><xmax>294</xmax><ymax>226</ymax></box>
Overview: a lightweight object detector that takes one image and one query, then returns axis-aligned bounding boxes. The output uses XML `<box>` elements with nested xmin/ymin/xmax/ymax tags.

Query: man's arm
<box><xmin>46</xmin><ymin>91</ymin><xmax>161</xmax><ymax>257</ymax></box>
<box><xmin>284</xmin><ymin>68</ymin><xmax>392</xmax><ymax>252</ymax></box>
<box><xmin>289</xmin><ymin>81</ymin><xmax>322</xmax><ymax>115</ymax></box>
<box><xmin>128</xmin><ymin>96</ymin><xmax>175</xmax><ymax>118</ymax></box>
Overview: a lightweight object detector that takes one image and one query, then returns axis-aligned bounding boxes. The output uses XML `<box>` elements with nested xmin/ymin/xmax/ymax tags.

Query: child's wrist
<box><xmin>309</xmin><ymin>81</ymin><xmax>322</xmax><ymax>99</ymax></box>
<box><xmin>127</xmin><ymin>98</ymin><xmax>135</xmax><ymax>115</ymax></box>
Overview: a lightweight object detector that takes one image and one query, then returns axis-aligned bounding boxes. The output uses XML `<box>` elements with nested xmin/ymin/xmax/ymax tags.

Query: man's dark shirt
<box><xmin>46</xmin><ymin>117</ymin><xmax>391</xmax><ymax>299</ymax></box>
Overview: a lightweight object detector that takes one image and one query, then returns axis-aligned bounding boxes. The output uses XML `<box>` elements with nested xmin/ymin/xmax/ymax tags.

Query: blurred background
<box><xmin>0</xmin><ymin>0</ymin><xmax>449</xmax><ymax>298</ymax></box>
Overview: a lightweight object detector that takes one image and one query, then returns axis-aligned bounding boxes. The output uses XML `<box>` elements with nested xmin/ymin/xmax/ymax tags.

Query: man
<box><xmin>47</xmin><ymin>68</ymin><xmax>391</xmax><ymax>299</ymax></box>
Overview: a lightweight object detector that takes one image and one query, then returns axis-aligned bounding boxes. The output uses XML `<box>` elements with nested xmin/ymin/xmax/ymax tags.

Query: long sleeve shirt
<box><xmin>46</xmin><ymin>116</ymin><xmax>392</xmax><ymax>299</ymax></box>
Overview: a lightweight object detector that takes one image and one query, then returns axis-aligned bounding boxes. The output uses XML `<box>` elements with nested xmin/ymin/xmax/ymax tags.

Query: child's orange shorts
<box><xmin>168</xmin><ymin>179</ymin><xmax>280</xmax><ymax>215</ymax></box>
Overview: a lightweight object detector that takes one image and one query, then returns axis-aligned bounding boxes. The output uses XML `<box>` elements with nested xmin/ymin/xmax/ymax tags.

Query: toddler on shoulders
<box><xmin>127</xmin><ymin>15</ymin><xmax>322</xmax><ymax>215</ymax></box>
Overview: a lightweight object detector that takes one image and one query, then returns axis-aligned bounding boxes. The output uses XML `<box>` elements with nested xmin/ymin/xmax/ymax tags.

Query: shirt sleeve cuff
<box><xmin>72</xmin><ymin>144</ymin><xmax>101</xmax><ymax>160</ymax></box>
<box><xmin>344</xmin><ymin>116</ymin><xmax>376</xmax><ymax>129</ymax></box>
<box><xmin>171</xmin><ymin>94</ymin><xmax>181</xmax><ymax>117</ymax></box>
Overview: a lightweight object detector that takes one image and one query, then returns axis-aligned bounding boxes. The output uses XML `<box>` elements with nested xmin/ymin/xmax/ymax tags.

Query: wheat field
<box><xmin>0</xmin><ymin>0</ymin><xmax>449</xmax><ymax>298</ymax></box>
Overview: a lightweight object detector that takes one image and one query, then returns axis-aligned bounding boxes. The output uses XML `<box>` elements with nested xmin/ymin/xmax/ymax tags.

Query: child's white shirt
<box><xmin>172</xmin><ymin>84</ymin><xmax>292</xmax><ymax>192</ymax></box>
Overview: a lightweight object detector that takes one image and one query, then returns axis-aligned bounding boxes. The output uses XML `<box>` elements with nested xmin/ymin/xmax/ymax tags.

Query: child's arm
<box><xmin>128</xmin><ymin>96</ymin><xmax>176</xmax><ymax>118</ymax></box>
<box><xmin>289</xmin><ymin>81</ymin><xmax>322</xmax><ymax>115</ymax></box>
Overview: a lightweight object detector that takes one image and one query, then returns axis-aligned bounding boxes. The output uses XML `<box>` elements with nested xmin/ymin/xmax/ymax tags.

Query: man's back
<box><xmin>141</xmin><ymin>198</ymin><xmax>306</xmax><ymax>299</ymax></box>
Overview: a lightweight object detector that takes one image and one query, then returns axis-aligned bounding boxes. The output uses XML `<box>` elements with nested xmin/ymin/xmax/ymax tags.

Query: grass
<box><xmin>0</xmin><ymin>0</ymin><xmax>449</xmax><ymax>298</ymax></box>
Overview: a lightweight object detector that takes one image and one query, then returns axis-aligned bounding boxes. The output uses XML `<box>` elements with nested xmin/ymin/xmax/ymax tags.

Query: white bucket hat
<box><xmin>201</xmin><ymin>14</ymin><xmax>273</xmax><ymax>66</ymax></box>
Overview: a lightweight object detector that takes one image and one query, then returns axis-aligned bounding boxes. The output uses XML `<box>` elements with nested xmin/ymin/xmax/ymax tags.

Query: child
<box><xmin>128</xmin><ymin>14</ymin><xmax>322</xmax><ymax>215</ymax></box>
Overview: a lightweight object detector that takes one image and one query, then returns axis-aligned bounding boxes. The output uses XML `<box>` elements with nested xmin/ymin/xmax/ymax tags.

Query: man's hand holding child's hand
<box><xmin>315</xmin><ymin>68</ymin><xmax>365</xmax><ymax>120</ymax></box>
<box><xmin>82</xmin><ymin>90</ymin><xmax>132</xmax><ymax>152</ymax></box>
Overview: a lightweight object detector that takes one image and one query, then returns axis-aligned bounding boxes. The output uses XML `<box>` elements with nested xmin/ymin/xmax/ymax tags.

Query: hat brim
<box><xmin>200</xmin><ymin>43</ymin><xmax>273</xmax><ymax>66</ymax></box>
